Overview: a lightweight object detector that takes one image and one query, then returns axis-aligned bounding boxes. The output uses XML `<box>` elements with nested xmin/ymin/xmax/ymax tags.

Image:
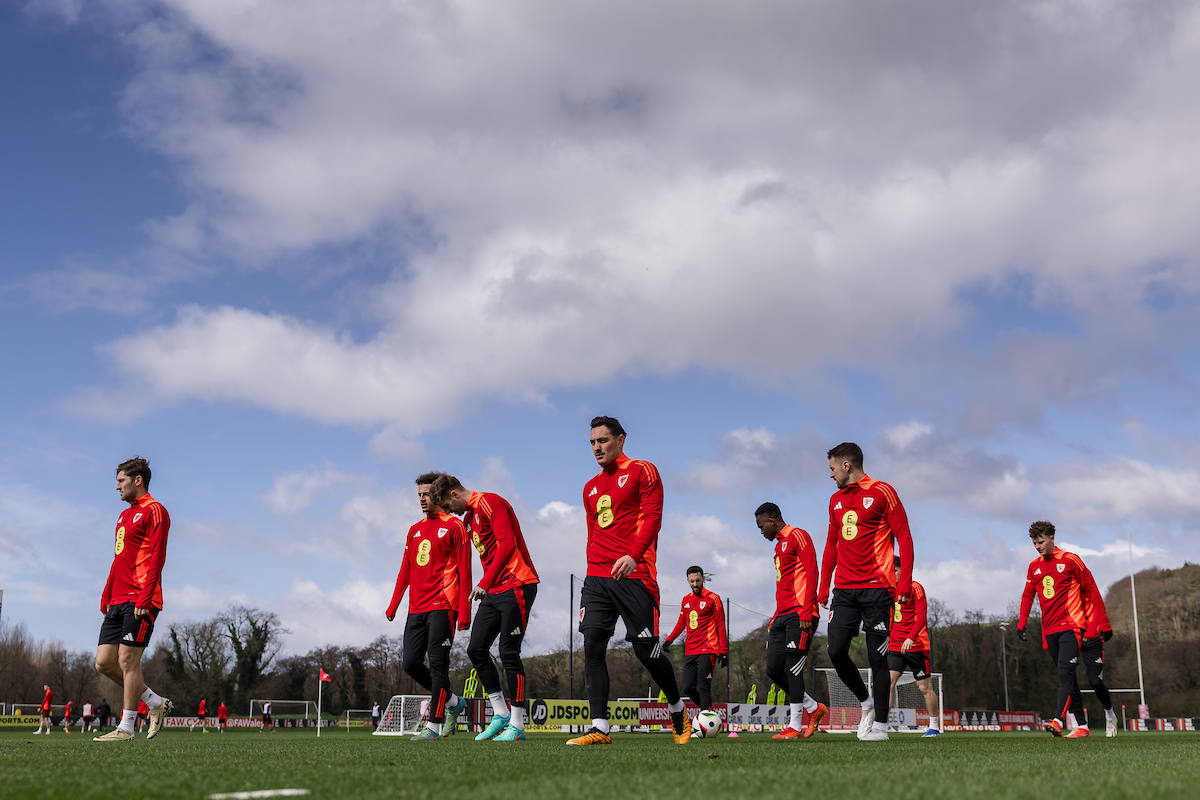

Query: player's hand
<box><xmin>818</xmin><ymin>595</ymin><xmax>828</xmax><ymax>609</ymax></box>
<box><xmin>134</xmin><ymin>606</ymin><xmax>150</xmax><ymax>618</ymax></box>
<box><xmin>471</xmin><ymin>585</ymin><xmax>487</xmax><ymax>601</ymax></box>
<box><xmin>611</xmin><ymin>555</ymin><xmax>637</xmax><ymax>579</ymax></box>
<box><xmin>458</xmin><ymin>620</ymin><xmax>471</xmax><ymax>631</ymax></box>
<box><xmin>1103</xmin><ymin>629</ymin><xmax>1113</xmax><ymax>642</ymax></box>
<box><xmin>1016</xmin><ymin>628</ymin><xmax>1027</xmax><ymax>642</ymax></box>
<box><xmin>386</xmin><ymin>612</ymin><xmax>395</xmax><ymax>622</ymax></box>
<box><xmin>718</xmin><ymin>654</ymin><xmax>728</xmax><ymax>668</ymax></box>
<box><xmin>798</xmin><ymin>617</ymin><xmax>813</xmax><ymax>632</ymax></box>
<box><xmin>659</xmin><ymin>636</ymin><xmax>672</xmax><ymax>652</ymax></box>
<box><xmin>897</xmin><ymin>594</ymin><xmax>910</xmax><ymax>605</ymax></box>
<box><xmin>901</xmin><ymin>637</ymin><xmax>914</xmax><ymax>654</ymax></box>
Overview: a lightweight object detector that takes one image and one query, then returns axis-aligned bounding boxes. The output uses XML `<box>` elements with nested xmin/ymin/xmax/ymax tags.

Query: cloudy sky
<box><xmin>2</xmin><ymin>0</ymin><xmax>1198</xmax><ymax>660</ymax></box>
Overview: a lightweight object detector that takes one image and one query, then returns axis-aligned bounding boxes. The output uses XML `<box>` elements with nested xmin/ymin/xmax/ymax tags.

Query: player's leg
<box><xmin>860</xmin><ymin>590</ymin><xmax>893</xmax><ymax>741</ymax></box>
<box><xmin>493</xmin><ymin>584</ymin><xmax>537</xmax><ymax>741</ymax></box>
<box><xmin>697</xmin><ymin>654</ymin><xmax>714</xmax><ymax>711</ymax></box>
<box><xmin>1082</xmin><ymin>638</ymin><xmax>1117</xmax><ymax>736</ymax></box>
<box><xmin>681</xmin><ymin>654</ymin><xmax>700</xmax><ymax>708</ymax></box>
<box><xmin>915</xmin><ymin>672</ymin><xmax>939</xmax><ymax>733</ymax></box>
<box><xmin>415</xmin><ymin>611</ymin><xmax>454</xmax><ymax>740</ymax></box>
<box><xmin>765</xmin><ymin>616</ymin><xmax>800</xmax><ymax>738</ymax></box>
<box><xmin>827</xmin><ymin>590</ymin><xmax>873</xmax><ymax>736</ymax></box>
<box><xmin>616</xmin><ymin>580</ymin><xmax>688</xmax><ymax>743</ymax></box>
<box><xmin>401</xmin><ymin>613</ymin><xmax>434</xmax><ymax>690</ymax></box>
<box><xmin>568</xmin><ymin>576</ymin><xmax>618</xmax><ymax>744</ymax></box>
<box><xmin>468</xmin><ymin>597</ymin><xmax>510</xmax><ymax>740</ymax></box>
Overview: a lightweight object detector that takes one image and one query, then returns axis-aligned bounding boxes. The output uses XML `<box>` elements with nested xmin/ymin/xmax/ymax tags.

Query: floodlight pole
<box><xmin>998</xmin><ymin>622</ymin><xmax>1009</xmax><ymax>712</ymax></box>
<box><xmin>1128</xmin><ymin>532</ymin><xmax>1146</xmax><ymax>708</ymax></box>
<box><xmin>725</xmin><ymin>596</ymin><xmax>731</xmax><ymax>705</ymax></box>
<box><xmin>569</xmin><ymin>574</ymin><xmax>576</xmax><ymax>700</ymax></box>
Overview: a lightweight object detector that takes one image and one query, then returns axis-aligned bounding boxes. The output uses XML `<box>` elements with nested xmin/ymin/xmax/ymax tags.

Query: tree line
<box><xmin>3</xmin><ymin>564</ymin><xmax>1196</xmax><ymax>719</ymax></box>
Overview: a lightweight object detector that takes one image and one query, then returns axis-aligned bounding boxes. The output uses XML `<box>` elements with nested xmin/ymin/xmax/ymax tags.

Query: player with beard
<box><xmin>663</xmin><ymin>566</ymin><xmax>727</xmax><ymax>712</ymax></box>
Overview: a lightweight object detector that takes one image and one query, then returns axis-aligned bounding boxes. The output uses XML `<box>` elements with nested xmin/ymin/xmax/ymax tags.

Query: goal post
<box><xmin>374</xmin><ymin>695</ymin><xmax>431</xmax><ymax>736</ymax></box>
<box><xmin>249</xmin><ymin>699</ymin><xmax>318</xmax><ymax>719</ymax></box>
<box><xmin>818</xmin><ymin>668</ymin><xmax>944</xmax><ymax>732</ymax></box>
<box><xmin>343</xmin><ymin>708</ymin><xmax>375</xmax><ymax>732</ymax></box>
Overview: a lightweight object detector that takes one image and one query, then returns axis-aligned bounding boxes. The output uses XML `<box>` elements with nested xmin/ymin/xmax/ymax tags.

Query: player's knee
<box><xmin>864</xmin><ymin>635</ymin><xmax>888</xmax><ymax>666</ymax></box>
<box><xmin>583</xmin><ymin>629</ymin><xmax>609</xmax><ymax>663</ymax></box>
<box><xmin>631</xmin><ymin>639</ymin><xmax>665</xmax><ymax>665</ymax></box>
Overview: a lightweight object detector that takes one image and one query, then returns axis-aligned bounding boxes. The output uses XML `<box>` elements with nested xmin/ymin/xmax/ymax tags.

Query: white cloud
<box><xmin>54</xmin><ymin>0</ymin><xmax>1200</xmax><ymax>434</ymax></box>
<box><xmin>1042</xmin><ymin>456</ymin><xmax>1200</xmax><ymax>523</ymax></box>
<box><xmin>262</xmin><ymin>467</ymin><xmax>359</xmax><ymax>514</ymax></box>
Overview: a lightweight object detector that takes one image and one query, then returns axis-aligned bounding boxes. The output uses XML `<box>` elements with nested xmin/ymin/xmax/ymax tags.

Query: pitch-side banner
<box><xmin>526</xmin><ymin>700</ymin><xmax>642</xmax><ymax>732</ymax></box>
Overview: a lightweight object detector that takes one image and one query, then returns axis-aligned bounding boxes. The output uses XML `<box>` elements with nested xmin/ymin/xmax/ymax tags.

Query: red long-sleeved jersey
<box><xmin>41</xmin><ymin>688</ymin><xmax>53</xmax><ymax>712</ymax></box>
<box><xmin>773</xmin><ymin>524</ymin><xmax>819</xmax><ymax>621</ymax></box>
<box><xmin>198</xmin><ymin>700</ymin><xmax>207</xmax><ymax>716</ymax></box>
<box><xmin>387</xmin><ymin>512</ymin><xmax>473</xmax><ymax>627</ymax></box>
<box><xmin>137</xmin><ymin>702</ymin><xmax>149</xmax><ymax>716</ymax></box>
<box><xmin>217</xmin><ymin>704</ymin><xmax>228</xmax><ymax>720</ymax></box>
<box><xmin>64</xmin><ymin>702</ymin><xmax>73</xmax><ymax>719</ymax></box>
<box><xmin>819</xmin><ymin>476</ymin><xmax>913</xmax><ymax>602</ymax></box>
<box><xmin>464</xmin><ymin>492</ymin><xmax>538</xmax><ymax>594</ymax></box>
<box><xmin>101</xmin><ymin>493</ymin><xmax>170</xmax><ymax>611</ymax></box>
<box><xmin>666</xmin><ymin>588</ymin><xmax>727</xmax><ymax>655</ymax></box>
<box><xmin>583</xmin><ymin>455</ymin><xmax>663</xmax><ymax>589</ymax></box>
<box><xmin>1019</xmin><ymin>547</ymin><xmax>1106</xmax><ymax>644</ymax></box>
<box><xmin>889</xmin><ymin>580</ymin><xmax>930</xmax><ymax>652</ymax></box>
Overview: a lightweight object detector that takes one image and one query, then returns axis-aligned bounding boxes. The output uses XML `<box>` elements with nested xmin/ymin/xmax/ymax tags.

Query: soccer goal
<box><xmin>248</xmin><ymin>699</ymin><xmax>318</xmax><ymax>720</ymax></box>
<box><xmin>819</xmin><ymin>668</ymin><xmax>944</xmax><ymax>732</ymax></box>
<box><xmin>343</xmin><ymin>708</ymin><xmax>375</xmax><ymax>732</ymax></box>
<box><xmin>374</xmin><ymin>695</ymin><xmax>430</xmax><ymax>736</ymax></box>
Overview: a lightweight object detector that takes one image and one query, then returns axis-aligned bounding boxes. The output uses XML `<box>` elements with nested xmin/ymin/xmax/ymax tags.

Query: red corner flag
<box><xmin>319</xmin><ymin>669</ymin><xmax>332</xmax><ymax>682</ymax></box>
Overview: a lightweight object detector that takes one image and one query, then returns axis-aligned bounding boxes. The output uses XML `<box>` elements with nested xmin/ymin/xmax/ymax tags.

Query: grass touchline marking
<box><xmin>209</xmin><ymin>790</ymin><xmax>311</xmax><ymax>799</ymax></box>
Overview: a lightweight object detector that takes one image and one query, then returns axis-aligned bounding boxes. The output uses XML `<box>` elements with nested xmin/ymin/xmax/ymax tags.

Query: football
<box><xmin>692</xmin><ymin>710</ymin><xmax>722</xmax><ymax>738</ymax></box>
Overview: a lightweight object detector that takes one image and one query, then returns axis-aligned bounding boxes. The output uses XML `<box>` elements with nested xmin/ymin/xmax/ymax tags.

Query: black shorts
<box><xmin>41</xmin><ymin>709</ymin><xmax>50</xmax><ymax>718</ymax></box>
<box><xmin>83</xmin><ymin>716</ymin><xmax>93</xmax><ymax>723</ymax></box>
<box><xmin>263</xmin><ymin>715</ymin><xmax>272</xmax><ymax>725</ymax></box>
<box><xmin>828</xmin><ymin>588</ymin><xmax>893</xmax><ymax>636</ymax></box>
<box><xmin>767</xmin><ymin>612</ymin><xmax>818</xmax><ymax>658</ymax></box>
<box><xmin>198</xmin><ymin>714</ymin><xmax>207</xmax><ymax>722</ymax></box>
<box><xmin>1081</xmin><ymin>636</ymin><xmax>1105</xmax><ymax>666</ymax></box>
<box><xmin>405</xmin><ymin>609</ymin><xmax>456</xmax><ymax>657</ymax></box>
<box><xmin>887</xmin><ymin>649</ymin><xmax>931</xmax><ymax>679</ymax></box>
<box><xmin>98</xmin><ymin>602</ymin><xmax>159</xmax><ymax>648</ymax></box>
<box><xmin>579</xmin><ymin>575</ymin><xmax>660</xmax><ymax>643</ymax></box>
<box><xmin>472</xmin><ymin>584</ymin><xmax>537</xmax><ymax>648</ymax></box>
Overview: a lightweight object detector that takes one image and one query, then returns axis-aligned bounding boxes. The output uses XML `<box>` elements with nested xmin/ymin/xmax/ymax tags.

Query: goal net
<box><xmin>249</xmin><ymin>699</ymin><xmax>318</xmax><ymax>719</ymax></box>
<box><xmin>374</xmin><ymin>695</ymin><xmax>430</xmax><ymax>736</ymax></box>
<box><xmin>818</xmin><ymin>668</ymin><xmax>944</xmax><ymax>732</ymax></box>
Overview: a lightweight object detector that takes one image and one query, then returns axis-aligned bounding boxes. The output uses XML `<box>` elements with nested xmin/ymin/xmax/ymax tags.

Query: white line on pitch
<box><xmin>209</xmin><ymin>790</ymin><xmax>311</xmax><ymax>799</ymax></box>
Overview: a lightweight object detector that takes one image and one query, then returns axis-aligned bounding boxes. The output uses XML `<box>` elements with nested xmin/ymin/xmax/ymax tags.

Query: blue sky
<box><xmin>3</xmin><ymin>0</ymin><xmax>1200</xmax><ymax>658</ymax></box>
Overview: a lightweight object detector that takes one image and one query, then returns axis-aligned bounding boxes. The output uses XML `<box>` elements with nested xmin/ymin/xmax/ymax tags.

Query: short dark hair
<box><xmin>827</xmin><ymin>442</ymin><xmax>864</xmax><ymax>470</ymax></box>
<box><xmin>414</xmin><ymin>472</ymin><xmax>444</xmax><ymax>486</ymax></box>
<box><xmin>1029</xmin><ymin>520</ymin><xmax>1056</xmax><ymax>539</ymax></box>
<box><xmin>686</xmin><ymin>565</ymin><xmax>704</xmax><ymax>577</ymax></box>
<box><xmin>894</xmin><ymin>555</ymin><xmax>901</xmax><ymax>570</ymax></box>
<box><xmin>590</xmin><ymin>416</ymin><xmax>626</xmax><ymax>438</ymax></box>
<box><xmin>430</xmin><ymin>474</ymin><xmax>464</xmax><ymax>508</ymax></box>
<box><xmin>116</xmin><ymin>457</ymin><xmax>151</xmax><ymax>488</ymax></box>
<box><xmin>754</xmin><ymin>502</ymin><xmax>781</xmax><ymax>519</ymax></box>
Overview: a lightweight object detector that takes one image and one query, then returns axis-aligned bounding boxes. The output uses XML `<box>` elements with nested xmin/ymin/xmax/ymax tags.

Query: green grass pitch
<box><xmin>2</xmin><ymin>727</ymin><xmax>1197</xmax><ymax>799</ymax></box>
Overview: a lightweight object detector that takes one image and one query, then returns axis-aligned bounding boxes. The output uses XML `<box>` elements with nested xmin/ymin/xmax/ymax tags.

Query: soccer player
<box><xmin>1017</xmin><ymin>520</ymin><xmax>1117</xmax><ymax>738</ymax></box>
<box><xmin>569</xmin><ymin>416</ymin><xmax>690</xmax><ymax>746</ymax></box>
<box><xmin>217</xmin><ymin>702</ymin><xmax>228</xmax><ymax>733</ymax></box>
<box><xmin>193</xmin><ymin>698</ymin><xmax>208</xmax><ymax>732</ymax></box>
<box><xmin>136</xmin><ymin>701</ymin><xmax>149</xmax><ymax>732</ymax></box>
<box><xmin>93</xmin><ymin>456</ymin><xmax>174</xmax><ymax>742</ymax></box>
<box><xmin>260</xmin><ymin>700</ymin><xmax>271</xmax><ymax>732</ymax></box>
<box><xmin>35</xmin><ymin>685</ymin><xmax>52</xmax><ymax>734</ymax></box>
<box><xmin>431</xmin><ymin>474</ymin><xmax>539</xmax><ymax>742</ymax></box>
<box><xmin>386</xmin><ymin>473</ymin><xmax>473</xmax><ymax>742</ymax></box>
<box><xmin>371</xmin><ymin>701</ymin><xmax>381</xmax><ymax>729</ymax></box>
<box><xmin>886</xmin><ymin>556</ymin><xmax>940</xmax><ymax>737</ymax></box>
<box><xmin>756</xmin><ymin>503</ymin><xmax>829</xmax><ymax>740</ymax></box>
<box><xmin>62</xmin><ymin>701</ymin><xmax>74</xmax><ymax>733</ymax></box>
<box><xmin>82</xmin><ymin>701</ymin><xmax>94</xmax><ymax>733</ymax></box>
<box><xmin>96</xmin><ymin>698</ymin><xmax>111</xmax><ymax>731</ymax></box>
<box><xmin>663</xmin><ymin>566</ymin><xmax>727</xmax><ymax>712</ymax></box>
<box><xmin>819</xmin><ymin>442</ymin><xmax>914</xmax><ymax>742</ymax></box>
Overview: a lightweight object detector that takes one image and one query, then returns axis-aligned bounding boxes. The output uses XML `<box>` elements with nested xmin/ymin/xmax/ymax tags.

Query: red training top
<box><xmin>889</xmin><ymin>580</ymin><xmax>930</xmax><ymax>652</ymax></box>
<box><xmin>198</xmin><ymin>699</ymin><xmax>207</xmax><ymax>716</ymax></box>
<box><xmin>137</xmin><ymin>701</ymin><xmax>149</xmax><ymax>716</ymax></box>
<box><xmin>387</xmin><ymin>511</ymin><xmax>473</xmax><ymax>627</ymax></box>
<box><xmin>64</xmin><ymin>701</ymin><xmax>73</xmax><ymax>718</ymax></box>
<box><xmin>773</xmin><ymin>524</ymin><xmax>819</xmax><ymax>621</ymax></box>
<box><xmin>819</xmin><ymin>476</ymin><xmax>913</xmax><ymax>602</ymax></box>
<box><xmin>464</xmin><ymin>492</ymin><xmax>539</xmax><ymax>594</ymax></box>
<box><xmin>1019</xmin><ymin>547</ymin><xmax>1106</xmax><ymax>644</ymax></box>
<box><xmin>217</xmin><ymin>704</ymin><xmax>228</xmax><ymax>720</ymax></box>
<box><xmin>666</xmin><ymin>588</ymin><xmax>727</xmax><ymax>655</ymax></box>
<box><xmin>102</xmin><ymin>493</ymin><xmax>170</xmax><ymax>611</ymax></box>
<box><xmin>583</xmin><ymin>454</ymin><xmax>663</xmax><ymax>591</ymax></box>
<box><xmin>41</xmin><ymin>687</ymin><xmax>53</xmax><ymax>712</ymax></box>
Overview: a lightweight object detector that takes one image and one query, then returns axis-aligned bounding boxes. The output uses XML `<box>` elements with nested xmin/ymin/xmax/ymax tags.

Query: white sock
<box><xmin>873</xmin><ymin>721</ymin><xmax>888</xmax><ymax>733</ymax></box>
<box><xmin>510</xmin><ymin>707</ymin><xmax>524</xmax><ymax>730</ymax></box>
<box><xmin>790</xmin><ymin>703</ymin><xmax>803</xmax><ymax>730</ymax></box>
<box><xmin>427</xmin><ymin>721</ymin><xmax>442</xmax><ymax>735</ymax></box>
<box><xmin>802</xmin><ymin>693</ymin><xmax>819</xmax><ymax>713</ymax></box>
<box><xmin>1066</xmin><ymin>712</ymin><xmax>1078</xmax><ymax>730</ymax></box>
<box><xmin>591</xmin><ymin>718</ymin><xmax>610</xmax><ymax>734</ymax></box>
<box><xmin>488</xmin><ymin>691</ymin><xmax>509</xmax><ymax>718</ymax></box>
<box><xmin>861</xmin><ymin>697</ymin><xmax>874</xmax><ymax>712</ymax></box>
<box><xmin>119</xmin><ymin>710</ymin><xmax>136</xmax><ymax>733</ymax></box>
<box><xmin>446</xmin><ymin>694</ymin><xmax>461</xmax><ymax>710</ymax></box>
<box><xmin>1105</xmin><ymin>708</ymin><xmax>1116</xmax><ymax>721</ymax></box>
<box><xmin>141</xmin><ymin>688</ymin><xmax>163</xmax><ymax>709</ymax></box>
<box><xmin>927</xmin><ymin>724</ymin><xmax>939</xmax><ymax>732</ymax></box>
<box><xmin>668</xmin><ymin>700</ymin><xmax>685</xmax><ymax>714</ymax></box>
